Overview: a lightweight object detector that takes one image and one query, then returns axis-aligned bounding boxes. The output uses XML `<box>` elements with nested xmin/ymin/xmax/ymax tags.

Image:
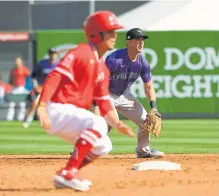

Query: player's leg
<box><xmin>116</xmin><ymin>92</ymin><xmax>164</xmax><ymax>158</ymax></box>
<box><xmin>6</xmin><ymin>102</ymin><xmax>16</xmax><ymax>121</ymax></box>
<box><xmin>46</xmin><ymin>102</ymin><xmax>111</xmax><ymax>191</ymax></box>
<box><xmin>17</xmin><ymin>101</ymin><xmax>26</xmax><ymax>121</ymax></box>
<box><xmin>23</xmin><ymin>93</ymin><xmax>40</xmax><ymax>128</ymax></box>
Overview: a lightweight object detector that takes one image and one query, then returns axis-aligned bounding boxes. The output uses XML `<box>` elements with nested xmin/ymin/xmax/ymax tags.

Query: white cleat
<box><xmin>136</xmin><ymin>148</ymin><xmax>165</xmax><ymax>158</ymax></box>
<box><xmin>54</xmin><ymin>177</ymin><xmax>92</xmax><ymax>187</ymax></box>
<box><xmin>83</xmin><ymin>179</ymin><xmax>93</xmax><ymax>187</ymax></box>
<box><xmin>54</xmin><ymin>174</ymin><xmax>90</xmax><ymax>192</ymax></box>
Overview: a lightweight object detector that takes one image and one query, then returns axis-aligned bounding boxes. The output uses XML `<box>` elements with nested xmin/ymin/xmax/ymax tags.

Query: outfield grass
<box><xmin>0</xmin><ymin>120</ymin><xmax>218</xmax><ymax>155</ymax></box>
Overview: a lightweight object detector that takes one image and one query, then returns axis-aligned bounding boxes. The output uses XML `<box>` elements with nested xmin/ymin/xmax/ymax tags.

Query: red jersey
<box><xmin>10</xmin><ymin>66</ymin><xmax>30</xmax><ymax>87</ymax></box>
<box><xmin>39</xmin><ymin>43</ymin><xmax>113</xmax><ymax>116</ymax></box>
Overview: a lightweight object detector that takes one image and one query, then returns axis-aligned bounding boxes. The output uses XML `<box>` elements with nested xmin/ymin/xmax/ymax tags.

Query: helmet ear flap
<box><xmin>89</xmin><ymin>32</ymin><xmax>103</xmax><ymax>45</ymax></box>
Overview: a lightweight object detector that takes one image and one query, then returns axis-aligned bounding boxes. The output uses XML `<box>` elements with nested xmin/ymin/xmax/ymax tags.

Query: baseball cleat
<box><xmin>54</xmin><ymin>169</ymin><xmax>91</xmax><ymax>192</ymax></box>
<box><xmin>136</xmin><ymin>148</ymin><xmax>164</xmax><ymax>158</ymax></box>
<box><xmin>54</xmin><ymin>177</ymin><xmax>92</xmax><ymax>187</ymax></box>
<box><xmin>82</xmin><ymin>179</ymin><xmax>93</xmax><ymax>187</ymax></box>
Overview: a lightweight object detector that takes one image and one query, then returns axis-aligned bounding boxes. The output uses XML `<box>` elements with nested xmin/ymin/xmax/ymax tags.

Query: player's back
<box><xmin>71</xmin><ymin>44</ymin><xmax>101</xmax><ymax>106</ymax></box>
<box><xmin>51</xmin><ymin>43</ymin><xmax>109</xmax><ymax>109</ymax></box>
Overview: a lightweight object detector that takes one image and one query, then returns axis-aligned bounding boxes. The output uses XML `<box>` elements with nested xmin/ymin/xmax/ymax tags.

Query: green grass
<box><xmin>0</xmin><ymin>120</ymin><xmax>218</xmax><ymax>155</ymax></box>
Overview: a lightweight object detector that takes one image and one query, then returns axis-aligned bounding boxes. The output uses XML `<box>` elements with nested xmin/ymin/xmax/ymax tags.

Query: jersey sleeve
<box><xmin>54</xmin><ymin>50</ymin><xmax>75</xmax><ymax>82</ymax></box>
<box><xmin>38</xmin><ymin>70</ymin><xmax>62</xmax><ymax>104</ymax></box>
<box><xmin>94</xmin><ymin>66</ymin><xmax>113</xmax><ymax>116</ymax></box>
<box><xmin>140</xmin><ymin>57</ymin><xmax>152</xmax><ymax>83</ymax></box>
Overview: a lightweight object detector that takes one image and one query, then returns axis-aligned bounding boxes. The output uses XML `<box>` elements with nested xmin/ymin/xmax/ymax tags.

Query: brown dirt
<box><xmin>0</xmin><ymin>154</ymin><xmax>218</xmax><ymax>196</ymax></box>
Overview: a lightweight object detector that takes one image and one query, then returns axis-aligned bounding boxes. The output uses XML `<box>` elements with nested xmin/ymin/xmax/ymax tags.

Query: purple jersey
<box><xmin>32</xmin><ymin>59</ymin><xmax>58</xmax><ymax>85</ymax></box>
<box><xmin>105</xmin><ymin>48</ymin><xmax>151</xmax><ymax>95</ymax></box>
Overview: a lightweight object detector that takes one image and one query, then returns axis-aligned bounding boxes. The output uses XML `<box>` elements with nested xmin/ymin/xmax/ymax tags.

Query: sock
<box><xmin>65</xmin><ymin>129</ymin><xmax>101</xmax><ymax>170</ymax></box>
<box><xmin>79</xmin><ymin>151</ymin><xmax>100</xmax><ymax>169</ymax></box>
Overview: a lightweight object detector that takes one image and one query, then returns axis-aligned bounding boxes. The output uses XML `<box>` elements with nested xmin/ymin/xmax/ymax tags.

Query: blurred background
<box><xmin>0</xmin><ymin>0</ymin><xmax>218</xmax><ymax>154</ymax></box>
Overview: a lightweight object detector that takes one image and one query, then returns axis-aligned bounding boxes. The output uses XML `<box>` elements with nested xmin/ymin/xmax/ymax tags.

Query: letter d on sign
<box><xmin>164</xmin><ymin>48</ymin><xmax>184</xmax><ymax>70</ymax></box>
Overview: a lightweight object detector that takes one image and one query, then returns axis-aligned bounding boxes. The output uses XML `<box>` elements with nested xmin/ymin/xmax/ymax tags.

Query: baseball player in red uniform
<box><xmin>37</xmin><ymin>11</ymin><xmax>135</xmax><ymax>192</ymax></box>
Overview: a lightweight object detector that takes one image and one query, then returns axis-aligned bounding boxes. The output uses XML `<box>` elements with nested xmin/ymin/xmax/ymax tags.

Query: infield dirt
<box><xmin>0</xmin><ymin>154</ymin><xmax>218</xmax><ymax>196</ymax></box>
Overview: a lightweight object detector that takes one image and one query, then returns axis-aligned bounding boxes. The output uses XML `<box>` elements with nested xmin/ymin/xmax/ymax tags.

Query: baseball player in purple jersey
<box><xmin>93</xmin><ymin>28</ymin><xmax>164</xmax><ymax>158</ymax></box>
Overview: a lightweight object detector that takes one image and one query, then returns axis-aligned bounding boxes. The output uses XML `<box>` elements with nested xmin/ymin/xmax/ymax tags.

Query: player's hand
<box><xmin>116</xmin><ymin>121</ymin><xmax>135</xmax><ymax>137</ymax></box>
<box><xmin>37</xmin><ymin>106</ymin><xmax>51</xmax><ymax>130</ymax></box>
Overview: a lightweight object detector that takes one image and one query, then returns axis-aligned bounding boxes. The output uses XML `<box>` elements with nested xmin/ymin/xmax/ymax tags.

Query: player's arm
<box><xmin>38</xmin><ymin>70</ymin><xmax>61</xmax><ymax>106</ymax></box>
<box><xmin>94</xmin><ymin>67</ymin><xmax>135</xmax><ymax>137</ymax></box>
<box><xmin>37</xmin><ymin>50</ymin><xmax>75</xmax><ymax>129</ymax></box>
<box><xmin>94</xmin><ymin>68</ymin><xmax>117</xmax><ymax>125</ymax></box>
<box><xmin>141</xmin><ymin>58</ymin><xmax>157</xmax><ymax>110</ymax></box>
<box><xmin>92</xmin><ymin>55</ymin><xmax>117</xmax><ymax>116</ymax></box>
<box><xmin>144</xmin><ymin>80</ymin><xmax>157</xmax><ymax>110</ymax></box>
<box><xmin>36</xmin><ymin>70</ymin><xmax>62</xmax><ymax>129</ymax></box>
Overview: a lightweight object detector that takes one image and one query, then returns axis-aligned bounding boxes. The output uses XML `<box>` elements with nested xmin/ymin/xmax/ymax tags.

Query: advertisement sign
<box><xmin>0</xmin><ymin>32</ymin><xmax>29</xmax><ymax>42</ymax></box>
<box><xmin>36</xmin><ymin>30</ymin><xmax>219</xmax><ymax>117</ymax></box>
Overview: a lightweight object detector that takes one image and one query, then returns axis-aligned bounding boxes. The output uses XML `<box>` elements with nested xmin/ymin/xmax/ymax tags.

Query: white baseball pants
<box><xmin>45</xmin><ymin>102</ymin><xmax>112</xmax><ymax>156</ymax></box>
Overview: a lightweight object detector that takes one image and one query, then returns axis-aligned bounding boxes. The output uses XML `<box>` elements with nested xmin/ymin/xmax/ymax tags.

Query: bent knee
<box><xmin>85</xmin><ymin>116</ymin><xmax>108</xmax><ymax>136</ymax></box>
<box><xmin>91</xmin><ymin>135</ymin><xmax>112</xmax><ymax>156</ymax></box>
<box><xmin>102</xmin><ymin>136</ymin><xmax>113</xmax><ymax>154</ymax></box>
<box><xmin>97</xmin><ymin>116</ymin><xmax>108</xmax><ymax>134</ymax></box>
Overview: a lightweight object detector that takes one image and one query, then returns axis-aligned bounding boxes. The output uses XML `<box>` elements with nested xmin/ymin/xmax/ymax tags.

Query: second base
<box><xmin>132</xmin><ymin>161</ymin><xmax>181</xmax><ymax>171</ymax></box>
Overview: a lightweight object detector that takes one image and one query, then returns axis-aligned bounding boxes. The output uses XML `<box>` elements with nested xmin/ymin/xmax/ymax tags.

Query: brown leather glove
<box><xmin>140</xmin><ymin>109</ymin><xmax>162</xmax><ymax>138</ymax></box>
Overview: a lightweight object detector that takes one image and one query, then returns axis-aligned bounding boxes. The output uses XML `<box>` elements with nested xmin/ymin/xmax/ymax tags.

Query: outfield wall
<box><xmin>36</xmin><ymin>30</ymin><xmax>219</xmax><ymax>118</ymax></box>
<box><xmin>0</xmin><ymin>30</ymin><xmax>219</xmax><ymax>120</ymax></box>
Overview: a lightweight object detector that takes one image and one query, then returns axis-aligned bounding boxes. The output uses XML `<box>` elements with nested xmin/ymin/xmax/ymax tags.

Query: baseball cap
<box><xmin>48</xmin><ymin>48</ymin><xmax>57</xmax><ymax>55</ymax></box>
<box><xmin>126</xmin><ymin>28</ymin><xmax>149</xmax><ymax>40</ymax></box>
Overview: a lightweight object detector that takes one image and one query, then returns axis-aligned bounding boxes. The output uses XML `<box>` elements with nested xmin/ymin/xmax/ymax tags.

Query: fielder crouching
<box><xmin>92</xmin><ymin>28</ymin><xmax>164</xmax><ymax>159</ymax></box>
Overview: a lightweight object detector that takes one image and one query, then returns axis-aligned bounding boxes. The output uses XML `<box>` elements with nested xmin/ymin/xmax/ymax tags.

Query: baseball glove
<box><xmin>140</xmin><ymin>110</ymin><xmax>162</xmax><ymax>138</ymax></box>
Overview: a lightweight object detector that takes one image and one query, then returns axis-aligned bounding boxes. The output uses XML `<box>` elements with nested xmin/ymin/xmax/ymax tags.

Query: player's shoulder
<box><xmin>105</xmin><ymin>48</ymin><xmax>126</xmax><ymax>64</ymax></box>
<box><xmin>68</xmin><ymin>43</ymin><xmax>94</xmax><ymax>60</ymax></box>
<box><xmin>108</xmin><ymin>48</ymin><xmax>126</xmax><ymax>59</ymax></box>
<box><xmin>72</xmin><ymin>43</ymin><xmax>92</xmax><ymax>54</ymax></box>
<box><xmin>138</xmin><ymin>53</ymin><xmax>150</xmax><ymax>67</ymax></box>
<box><xmin>65</xmin><ymin>43</ymin><xmax>100</xmax><ymax>70</ymax></box>
<box><xmin>77</xmin><ymin>43</ymin><xmax>90</xmax><ymax>49</ymax></box>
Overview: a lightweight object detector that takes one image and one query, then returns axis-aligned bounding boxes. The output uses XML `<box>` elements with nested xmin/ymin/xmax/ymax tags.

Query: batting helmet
<box><xmin>83</xmin><ymin>10</ymin><xmax>124</xmax><ymax>44</ymax></box>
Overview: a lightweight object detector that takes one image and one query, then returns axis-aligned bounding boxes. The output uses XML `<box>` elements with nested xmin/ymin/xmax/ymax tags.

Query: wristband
<box><xmin>150</xmin><ymin>101</ymin><xmax>157</xmax><ymax>109</ymax></box>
